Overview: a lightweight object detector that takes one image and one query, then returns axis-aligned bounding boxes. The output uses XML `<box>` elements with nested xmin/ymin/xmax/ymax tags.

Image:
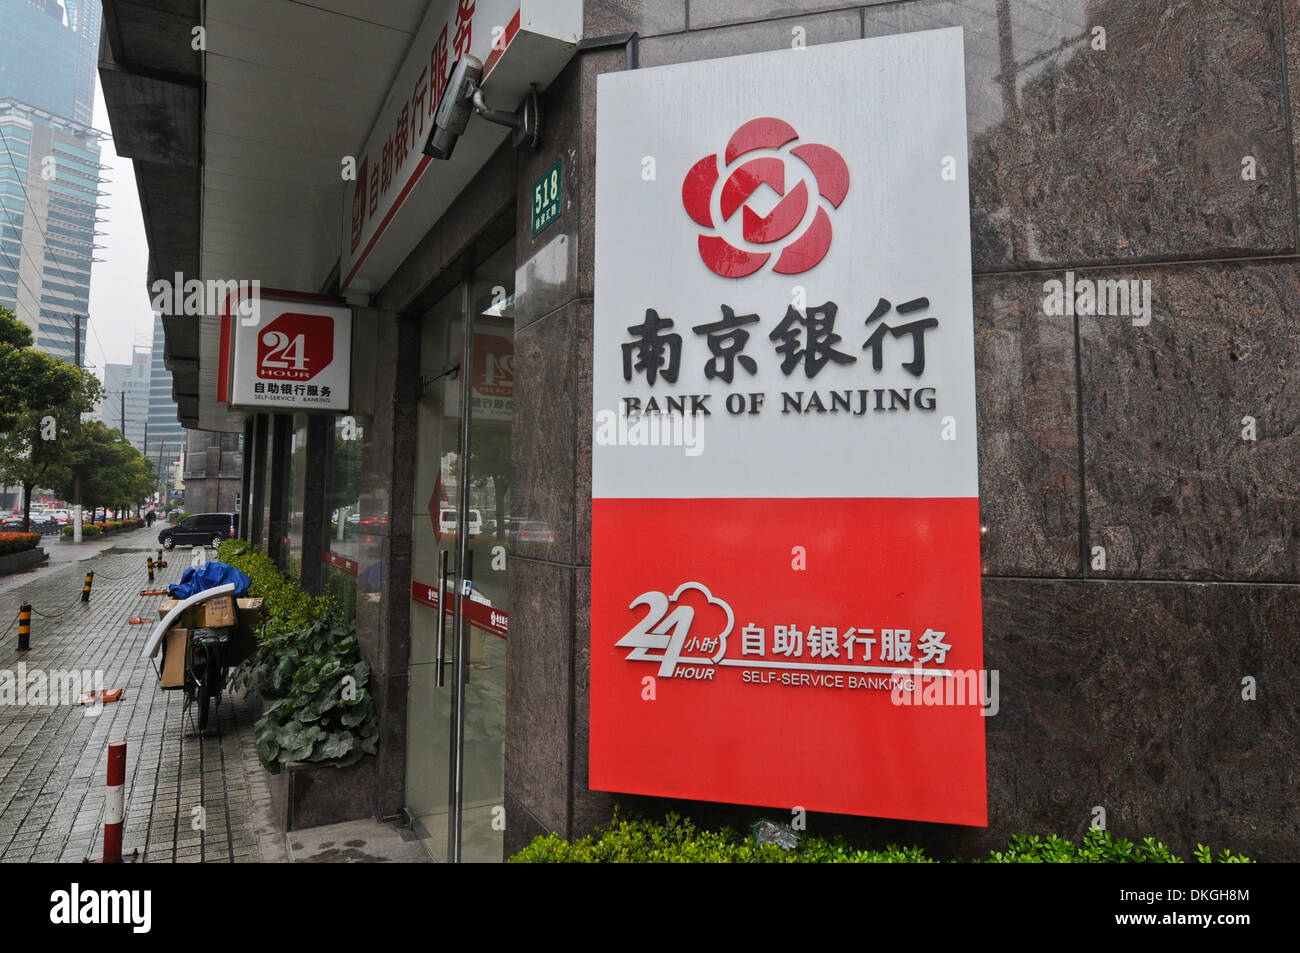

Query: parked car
<box><xmin>46</xmin><ymin>509</ymin><xmax>71</xmax><ymax>525</ymax></box>
<box><xmin>158</xmin><ymin>512</ymin><xmax>238</xmax><ymax>550</ymax></box>
<box><xmin>509</xmin><ymin>519</ymin><xmax>555</xmax><ymax>544</ymax></box>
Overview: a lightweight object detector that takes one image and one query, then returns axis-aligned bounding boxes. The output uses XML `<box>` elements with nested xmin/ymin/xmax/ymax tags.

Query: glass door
<box><xmin>406</xmin><ymin>239</ymin><xmax>515</xmax><ymax>862</ymax></box>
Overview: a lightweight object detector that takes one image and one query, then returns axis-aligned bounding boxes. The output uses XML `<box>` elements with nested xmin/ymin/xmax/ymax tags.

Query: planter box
<box><xmin>268</xmin><ymin>756</ymin><xmax>377</xmax><ymax>832</ymax></box>
<box><xmin>0</xmin><ymin>546</ymin><xmax>47</xmax><ymax>577</ymax></box>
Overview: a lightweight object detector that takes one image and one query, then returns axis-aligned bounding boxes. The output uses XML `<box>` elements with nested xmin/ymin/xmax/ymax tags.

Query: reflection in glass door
<box><xmin>406</xmin><ymin>239</ymin><xmax>514</xmax><ymax>862</ymax></box>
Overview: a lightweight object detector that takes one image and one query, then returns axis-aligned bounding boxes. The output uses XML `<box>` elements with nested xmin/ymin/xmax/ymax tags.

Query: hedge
<box><xmin>0</xmin><ymin>532</ymin><xmax>40</xmax><ymax>556</ymax></box>
<box><xmin>60</xmin><ymin>518</ymin><xmax>144</xmax><ymax>538</ymax></box>
<box><xmin>509</xmin><ymin>812</ymin><xmax>1253</xmax><ymax>863</ymax></box>
<box><xmin>60</xmin><ymin>524</ymin><xmax>102</xmax><ymax>537</ymax></box>
<box><xmin>216</xmin><ymin>538</ymin><xmax>338</xmax><ymax>634</ymax></box>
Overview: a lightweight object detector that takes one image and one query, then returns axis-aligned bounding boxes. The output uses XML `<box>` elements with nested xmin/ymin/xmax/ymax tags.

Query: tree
<box><xmin>53</xmin><ymin>422</ymin><xmax>155</xmax><ymax>517</ymax></box>
<box><xmin>0</xmin><ymin>306</ymin><xmax>35</xmax><ymax>432</ymax></box>
<box><xmin>0</xmin><ymin>305</ymin><xmax>104</xmax><ymax>530</ymax></box>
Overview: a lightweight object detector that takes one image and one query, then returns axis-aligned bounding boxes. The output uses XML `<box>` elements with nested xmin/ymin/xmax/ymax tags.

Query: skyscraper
<box><xmin>95</xmin><ymin>344</ymin><xmax>150</xmax><ymax>451</ymax></box>
<box><xmin>0</xmin><ymin>0</ymin><xmax>99</xmax><ymax>125</ymax></box>
<box><xmin>0</xmin><ymin>0</ymin><xmax>103</xmax><ymax>365</ymax></box>
<box><xmin>147</xmin><ymin>312</ymin><xmax>185</xmax><ymax>466</ymax></box>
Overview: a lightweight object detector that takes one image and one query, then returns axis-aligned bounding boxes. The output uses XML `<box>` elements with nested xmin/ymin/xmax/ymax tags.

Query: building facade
<box><xmin>0</xmin><ymin>0</ymin><xmax>102</xmax><ymax>365</ymax></box>
<box><xmin>0</xmin><ymin>0</ymin><xmax>99</xmax><ymax>126</ymax></box>
<box><xmin>181</xmin><ymin>428</ymin><xmax>241</xmax><ymax>517</ymax></box>
<box><xmin>95</xmin><ymin>344</ymin><xmax>151</xmax><ymax>450</ymax></box>
<box><xmin>0</xmin><ymin>99</ymin><xmax>101</xmax><ymax>363</ymax></box>
<box><xmin>147</xmin><ymin>311</ymin><xmax>187</xmax><ymax>491</ymax></box>
<box><xmin>101</xmin><ymin>0</ymin><xmax>1300</xmax><ymax>863</ymax></box>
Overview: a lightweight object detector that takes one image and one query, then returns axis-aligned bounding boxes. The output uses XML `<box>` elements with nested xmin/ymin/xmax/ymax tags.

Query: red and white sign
<box><xmin>445</xmin><ymin>325</ymin><xmax>514</xmax><ymax>421</ymax></box>
<box><xmin>411</xmin><ymin>579</ymin><xmax>508</xmax><ymax>639</ymax></box>
<box><xmin>322</xmin><ymin>551</ymin><xmax>358</xmax><ymax>576</ymax></box>
<box><xmin>229</xmin><ymin>297</ymin><xmax>352</xmax><ymax>411</ymax></box>
<box><xmin>591</xmin><ymin>29</ymin><xmax>986</xmax><ymax>825</ymax></box>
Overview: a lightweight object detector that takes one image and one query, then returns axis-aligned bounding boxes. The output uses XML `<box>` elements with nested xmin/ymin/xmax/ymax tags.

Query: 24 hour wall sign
<box><xmin>590</xmin><ymin>28</ymin><xmax>987</xmax><ymax>826</ymax></box>
<box><xmin>229</xmin><ymin>298</ymin><xmax>352</xmax><ymax>412</ymax></box>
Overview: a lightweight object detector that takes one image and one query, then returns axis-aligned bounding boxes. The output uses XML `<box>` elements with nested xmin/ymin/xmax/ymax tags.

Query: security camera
<box><xmin>425</xmin><ymin>56</ymin><xmax>483</xmax><ymax>160</ymax></box>
<box><xmin>423</xmin><ymin>56</ymin><xmax>542</xmax><ymax>160</ymax></box>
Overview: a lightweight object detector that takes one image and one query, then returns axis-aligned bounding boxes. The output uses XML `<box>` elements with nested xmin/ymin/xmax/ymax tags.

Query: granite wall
<box><xmin>503</xmin><ymin>0</ymin><xmax>1300</xmax><ymax>861</ymax></box>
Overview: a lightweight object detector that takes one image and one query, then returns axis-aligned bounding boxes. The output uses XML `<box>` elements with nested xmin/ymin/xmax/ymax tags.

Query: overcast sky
<box><xmin>85</xmin><ymin>71</ymin><xmax>153</xmax><ymax>375</ymax></box>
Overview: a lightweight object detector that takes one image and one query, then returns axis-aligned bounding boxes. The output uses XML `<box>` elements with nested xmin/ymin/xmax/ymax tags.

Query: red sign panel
<box><xmin>322</xmin><ymin>551</ymin><xmax>358</xmax><ymax>575</ymax></box>
<box><xmin>256</xmin><ymin>312</ymin><xmax>335</xmax><ymax>381</ymax></box>
<box><xmin>411</xmin><ymin>579</ymin><xmax>508</xmax><ymax>639</ymax></box>
<box><xmin>590</xmin><ymin>498</ymin><xmax>986</xmax><ymax>825</ymax></box>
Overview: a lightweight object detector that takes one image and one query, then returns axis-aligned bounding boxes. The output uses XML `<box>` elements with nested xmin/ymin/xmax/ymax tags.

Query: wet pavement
<box><xmin>0</xmin><ymin>528</ymin><xmax>278</xmax><ymax>862</ymax></box>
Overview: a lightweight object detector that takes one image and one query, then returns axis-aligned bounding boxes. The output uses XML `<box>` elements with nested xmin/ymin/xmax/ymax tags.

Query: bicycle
<box><xmin>184</xmin><ymin>628</ymin><xmax>231</xmax><ymax>731</ymax></box>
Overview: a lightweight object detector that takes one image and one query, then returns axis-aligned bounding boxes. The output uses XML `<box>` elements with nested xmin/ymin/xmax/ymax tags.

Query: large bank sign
<box><xmin>590</xmin><ymin>28</ymin><xmax>987</xmax><ymax>826</ymax></box>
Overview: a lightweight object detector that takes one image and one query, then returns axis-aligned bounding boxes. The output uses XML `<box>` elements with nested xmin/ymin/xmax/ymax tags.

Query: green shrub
<box><xmin>509</xmin><ymin>812</ymin><xmax>1254</xmax><ymax>863</ymax></box>
<box><xmin>0</xmin><ymin>531</ymin><xmax>40</xmax><ymax>555</ymax></box>
<box><xmin>217</xmin><ymin>538</ymin><xmax>337</xmax><ymax>634</ymax></box>
<box><xmin>61</xmin><ymin>524</ymin><xmax>102</xmax><ymax>538</ymax></box>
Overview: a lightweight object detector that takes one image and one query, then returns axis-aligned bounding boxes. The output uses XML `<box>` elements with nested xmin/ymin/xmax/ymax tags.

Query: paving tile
<box><xmin>0</xmin><ymin>534</ymin><xmax>277</xmax><ymax>864</ymax></box>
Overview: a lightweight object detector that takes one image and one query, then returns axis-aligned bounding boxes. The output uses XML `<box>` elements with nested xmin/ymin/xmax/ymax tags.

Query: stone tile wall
<box><xmin>503</xmin><ymin>0</ymin><xmax>1300</xmax><ymax>860</ymax></box>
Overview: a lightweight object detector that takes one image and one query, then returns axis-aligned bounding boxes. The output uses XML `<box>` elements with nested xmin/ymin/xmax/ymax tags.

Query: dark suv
<box><xmin>159</xmin><ymin>512</ymin><xmax>238</xmax><ymax>550</ymax></box>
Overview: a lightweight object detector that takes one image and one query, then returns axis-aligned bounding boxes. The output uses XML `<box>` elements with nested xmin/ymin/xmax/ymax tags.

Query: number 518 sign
<box><xmin>229</xmin><ymin>299</ymin><xmax>352</xmax><ymax>412</ymax></box>
<box><xmin>531</xmin><ymin>157</ymin><xmax>562</xmax><ymax>238</ymax></box>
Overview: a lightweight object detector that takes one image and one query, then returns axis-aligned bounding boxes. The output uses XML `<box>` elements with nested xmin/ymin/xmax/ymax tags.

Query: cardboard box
<box><xmin>230</xmin><ymin>597</ymin><xmax>265</xmax><ymax>665</ymax></box>
<box><xmin>160</xmin><ymin>628</ymin><xmax>190</xmax><ymax>689</ymax></box>
<box><xmin>199</xmin><ymin>594</ymin><xmax>237</xmax><ymax>628</ymax></box>
<box><xmin>236</xmin><ymin>597</ymin><xmax>263</xmax><ymax>628</ymax></box>
<box><xmin>157</xmin><ymin>594</ymin><xmax>238</xmax><ymax>628</ymax></box>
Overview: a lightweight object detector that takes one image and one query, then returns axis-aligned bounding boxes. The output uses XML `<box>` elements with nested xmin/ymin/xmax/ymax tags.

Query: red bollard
<box><xmin>102</xmin><ymin>741</ymin><xmax>126</xmax><ymax>863</ymax></box>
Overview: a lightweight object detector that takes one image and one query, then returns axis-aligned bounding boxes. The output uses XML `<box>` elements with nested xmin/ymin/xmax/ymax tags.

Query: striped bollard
<box><xmin>17</xmin><ymin>603</ymin><xmax>31</xmax><ymax>651</ymax></box>
<box><xmin>102</xmin><ymin>741</ymin><xmax>126</xmax><ymax>863</ymax></box>
<box><xmin>146</xmin><ymin>556</ymin><xmax>154</xmax><ymax>582</ymax></box>
<box><xmin>81</xmin><ymin>570</ymin><xmax>94</xmax><ymax>602</ymax></box>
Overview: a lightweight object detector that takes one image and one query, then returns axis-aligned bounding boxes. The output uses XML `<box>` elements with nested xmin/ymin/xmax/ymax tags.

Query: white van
<box><xmin>438</xmin><ymin>508</ymin><xmax>483</xmax><ymax>537</ymax></box>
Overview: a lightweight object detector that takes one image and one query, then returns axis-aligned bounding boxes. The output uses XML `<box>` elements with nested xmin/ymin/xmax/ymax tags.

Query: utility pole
<box><xmin>157</xmin><ymin>441</ymin><xmax>167</xmax><ymax>507</ymax></box>
<box><xmin>73</xmin><ymin>314</ymin><xmax>83</xmax><ymax>543</ymax></box>
<box><xmin>120</xmin><ymin>391</ymin><xmax>125</xmax><ymax>435</ymax></box>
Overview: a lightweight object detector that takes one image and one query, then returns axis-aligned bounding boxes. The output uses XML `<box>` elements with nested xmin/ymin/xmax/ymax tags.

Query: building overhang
<box><xmin>99</xmin><ymin>1</ymin><xmax>581</xmax><ymax>432</ymax></box>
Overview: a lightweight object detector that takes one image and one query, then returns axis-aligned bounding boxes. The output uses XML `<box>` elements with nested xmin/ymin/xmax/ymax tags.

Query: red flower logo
<box><xmin>682</xmin><ymin>118</ymin><xmax>850</xmax><ymax>278</ymax></box>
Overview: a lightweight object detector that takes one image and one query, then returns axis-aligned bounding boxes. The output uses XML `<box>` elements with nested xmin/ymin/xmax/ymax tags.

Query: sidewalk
<box><xmin>0</xmin><ymin>529</ymin><xmax>425</xmax><ymax>863</ymax></box>
<box><xmin>0</xmin><ymin>528</ymin><xmax>280</xmax><ymax>862</ymax></box>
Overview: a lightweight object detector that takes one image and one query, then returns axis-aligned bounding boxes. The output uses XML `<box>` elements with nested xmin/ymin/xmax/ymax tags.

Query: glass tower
<box><xmin>148</xmin><ymin>312</ymin><xmax>187</xmax><ymax>458</ymax></box>
<box><xmin>0</xmin><ymin>0</ymin><xmax>103</xmax><ymax>365</ymax></box>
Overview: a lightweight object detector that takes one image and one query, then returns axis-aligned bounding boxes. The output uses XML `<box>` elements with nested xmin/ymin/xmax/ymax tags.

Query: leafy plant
<box><xmin>237</xmin><ymin>617</ymin><xmax>378</xmax><ymax>774</ymax></box>
<box><xmin>509</xmin><ymin>811</ymin><xmax>1254</xmax><ymax>863</ymax></box>
<box><xmin>219</xmin><ymin>538</ymin><xmax>374</xmax><ymax>773</ymax></box>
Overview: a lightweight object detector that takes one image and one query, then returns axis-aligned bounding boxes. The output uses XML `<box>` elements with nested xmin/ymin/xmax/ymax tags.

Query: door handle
<box><xmin>435</xmin><ymin>548</ymin><xmax>449</xmax><ymax>688</ymax></box>
<box><xmin>461</xmin><ymin>550</ymin><xmax>473</xmax><ymax>683</ymax></box>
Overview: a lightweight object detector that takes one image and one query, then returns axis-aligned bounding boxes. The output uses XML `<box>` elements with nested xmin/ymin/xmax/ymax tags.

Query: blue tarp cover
<box><xmin>167</xmin><ymin>561</ymin><xmax>252</xmax><ymax>599</ymax></box>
